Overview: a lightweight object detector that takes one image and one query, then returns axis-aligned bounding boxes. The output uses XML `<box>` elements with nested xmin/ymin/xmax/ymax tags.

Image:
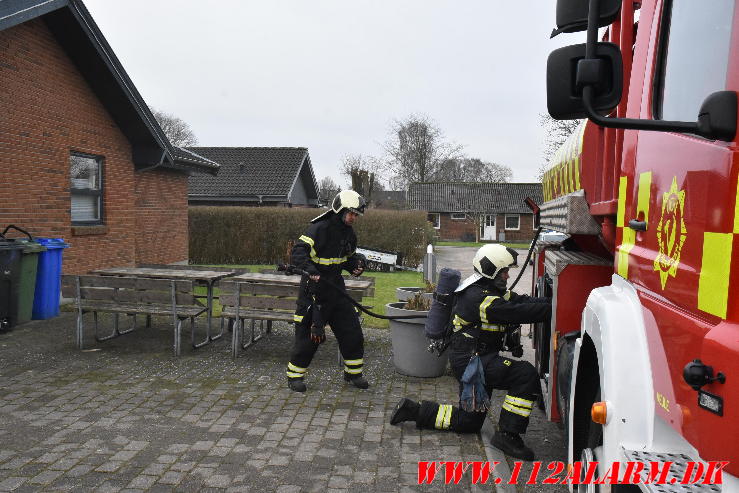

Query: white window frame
<box><xmin>504</xmin><ymin>214</ymin><xmax>520</xmax><ymax>231</ymax></box>
<box><xmin>450</xmin><ymin>212</ymin><xmax>466</xmax><ymax>221</ymax></box>
<box><xmin>428</xmin><ymin>213</ymin><xmax>440</xmax><ymax>229</ymax></box>
<box><xmin>70</xmin><ymin>152</ymin><xmax>103</xmax><ymax>225</ymax></box>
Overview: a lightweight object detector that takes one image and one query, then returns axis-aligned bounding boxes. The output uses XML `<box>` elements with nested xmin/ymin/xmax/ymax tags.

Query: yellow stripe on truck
<box><xmin>617</xmin><ymin>176</ymin><xmax>628</xmax><ymax>228</ymax></box>
<box><xmin>616</xmin><ymin>176</ymin><xmax>631</xmax><ymax>278</ymax></box>
<box><xmin>698</xmin><ymin>232</ymin><xmax>733</xmax><ymax>319</ymax></box>
<box><xmin>617</xmin><ymin>172</ymin><xmax>652</xmax><ymax>279</ymax></box>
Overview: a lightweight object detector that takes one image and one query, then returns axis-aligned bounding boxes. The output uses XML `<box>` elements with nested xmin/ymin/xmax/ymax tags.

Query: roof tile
<box><xmin>187</xmin><ymin>147</ymin><xmax>310</xmax><ymax>197</ymax></box>
<box><xmin>407</xmin><ymin>182</ymin><xmax>543</xmax><ymax>213</ymax></box>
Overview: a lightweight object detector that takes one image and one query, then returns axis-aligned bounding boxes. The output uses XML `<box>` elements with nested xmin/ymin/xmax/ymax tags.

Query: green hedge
<box><xmin>189</xmin><ymin>206</ymin><xmax>435</xmax><ymax>267</ymax></box>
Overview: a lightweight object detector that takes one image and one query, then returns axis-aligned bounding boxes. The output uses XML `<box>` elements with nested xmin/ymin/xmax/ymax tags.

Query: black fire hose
<box><xmin>508</xmin><ymin>226</ymin><xmax>542</xmax><ymax>291</ymax></box>
<box><xmin>276</xmin><ymin>264</ymin><xmax>428</xmax><ymax>321</ymax></box>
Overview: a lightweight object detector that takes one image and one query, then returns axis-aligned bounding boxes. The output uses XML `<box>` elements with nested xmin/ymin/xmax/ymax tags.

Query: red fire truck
<box><xmin>534</xmin><ymin>0</ymin><xmax>738</xmax><ymax>489</ymax></box>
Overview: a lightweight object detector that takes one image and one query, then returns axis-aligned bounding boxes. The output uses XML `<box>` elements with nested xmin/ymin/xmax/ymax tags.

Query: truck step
<box><xmin>622</xmin><ymin>448</ymin><xmax>722</xmax><ymax>493</ymax></box>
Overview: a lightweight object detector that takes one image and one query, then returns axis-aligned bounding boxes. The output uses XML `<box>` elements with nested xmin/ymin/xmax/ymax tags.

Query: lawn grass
<box><xmin>196</xmin><ymin>264</ymin><xmax>424</xmax><ymax>329</ymax></box>
<box><xmin>436</xmin><ymin>241</ymin><xmax>530</xmax><ymax>249</ymax></box>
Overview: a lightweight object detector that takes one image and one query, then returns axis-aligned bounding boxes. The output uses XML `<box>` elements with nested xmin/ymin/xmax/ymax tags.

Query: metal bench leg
<box><xmin>266</xmin><ymin>320</ymin><xmax>273</xmax><ymax>334</ymax></box>
<box><xmin>231</xmin><ymin>318</ymin><xmax>240</xmax><ymax>359</ymax></box>
<box><xmin>241</xmin><ymin>319</ymin><xmax>255</xmax><ymax>350</ymax></box>
<box><xmin>209</xmin><ymin>316</ymin><xmax>225</xmax><ymax>342</ymax></box>
<box><xmin>191</xmin><ymin>316</ymin><xmax>211</xmax><ymax>349</ymax></box>
<box><xmin>95</xmin><ymin>312</ymin><xmax>119</xmax><ymax>342</ymax></box>
<box><xmin>117</xmin><ymin>314</ymin><xmax>136</xmax><ymax>336</ymax></box>
<box><xmin>76</xmin><ymin>310</ymin><xmax>84</xmax><ymax>349</ymax></box>
<box><xmin>252</xmin><ymin>320</ymin><xmax>264</xmax><ymax>344</ymax></box>
<box><xmin>174</xmin><ymin>318</ymin><xmax>182</xmax><ymax>356</ymax></box>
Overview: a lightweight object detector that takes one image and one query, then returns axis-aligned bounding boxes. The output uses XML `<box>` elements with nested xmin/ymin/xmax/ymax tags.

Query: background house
<box><xmin>187</xmin><ymin>148</ymin><xmax>319</xmax><ymax>207</ymax></box>
<box><xmin>0</xmin><ymin>0</ymin><xmax>219</xmax><ymax>274</ymax></box>
<box><xmin>371</xmin><ymin>190</ymin><xmax>407</xmax><ymax>210</ymax></box>
<box><xmin>407</xmin><ymin>182</ymin><xmax>543</xmax><ymax>243</ymax></box>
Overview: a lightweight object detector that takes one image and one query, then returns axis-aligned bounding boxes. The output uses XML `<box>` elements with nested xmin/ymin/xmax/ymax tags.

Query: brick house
<box><xmin>408</xmin><ymin>182</ymin><xmax>543</xmax><ymax>243</ymax></box>
<box><xmin>187</xmin><ymin>147</ymin><xmax>319</xmax><ymax>207</ymax></box>
<box><xmin>0</xmin><ymin>0</ymin><xmax>219</xmax><ymax>274</ymax></box>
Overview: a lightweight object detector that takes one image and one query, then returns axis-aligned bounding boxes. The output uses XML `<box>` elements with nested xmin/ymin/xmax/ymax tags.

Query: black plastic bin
<box><xmin>0</xmin><ymin>237</ymin><xmax>25</xmax><ymax>330</ymax></box>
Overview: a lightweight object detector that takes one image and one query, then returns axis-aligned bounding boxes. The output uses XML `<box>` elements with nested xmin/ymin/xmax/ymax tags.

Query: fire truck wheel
<box><xmin>556</xmin><ymin>336</ymin><xmax>576</xmax><ymax>436</ymax></box>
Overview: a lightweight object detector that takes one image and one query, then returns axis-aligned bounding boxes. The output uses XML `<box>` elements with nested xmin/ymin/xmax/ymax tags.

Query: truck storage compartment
<box><xmin>535</xmin><ymin>249</ymin><xmax>612</xmax><ymax>422</ymax></box>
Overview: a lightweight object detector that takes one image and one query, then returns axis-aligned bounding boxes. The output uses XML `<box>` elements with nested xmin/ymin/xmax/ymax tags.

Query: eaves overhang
<box><xmin>0</xmin><ymin>0</ymin><xmax>219</xmax><ymax>175</ymax></box>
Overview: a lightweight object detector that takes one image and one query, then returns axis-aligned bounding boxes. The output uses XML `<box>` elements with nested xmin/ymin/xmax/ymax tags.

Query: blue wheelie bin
<box><xmin>32</xmin><ymin>238</ymin><xmax>70</xmax><ymax>320</ymax></box>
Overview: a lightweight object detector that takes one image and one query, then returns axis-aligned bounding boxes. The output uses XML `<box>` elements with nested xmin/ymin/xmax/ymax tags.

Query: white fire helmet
<box><xmin>311</xmin><ymin>190</ymin><xmax>367</xmax><ymax>223</ymax></box>
<box><xmin>332</xmin><ymin>190</ymin><xmax>367</xmax><ymax>215</ymax></box>
<box><xmin>456</xmin><ymin>244</ymin><xmax>518</xmax><ymax>292</ymax></box>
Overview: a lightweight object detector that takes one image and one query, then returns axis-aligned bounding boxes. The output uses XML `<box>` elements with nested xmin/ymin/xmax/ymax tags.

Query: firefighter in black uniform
<box><xmin>389</xmin><ymin>244</ymin><xmax>551</xmax><ymax>460</ymax></box>
<box><xmin>286</xmin><ymin>190</ymin><xmax>369</xmax><ymax>393</ymax></box>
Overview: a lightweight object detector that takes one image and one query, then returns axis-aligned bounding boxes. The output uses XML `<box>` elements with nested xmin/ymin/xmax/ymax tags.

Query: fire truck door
<box><xmin>619</xmin><ymin>0</ymin><xmax>739</xmax><ymax>455</ymax></box>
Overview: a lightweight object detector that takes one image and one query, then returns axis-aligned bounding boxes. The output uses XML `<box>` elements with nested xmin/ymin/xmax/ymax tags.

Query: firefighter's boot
<box><xmin>343</xmin><ymin>372</ymin><xmax>369</xmax><ymax>389</ymax></box>
<box><xmin>287</xmin><ymin>378</ymin><xmax>307</xmax><ymax>393</ymax></box>
<box><xmin>390</xmin><ymin>398</ymin><xmax>420</xmax><ymax>425</ymax></box>
<box><xmin>491</xmin><ymin>430</ymin><xmax>535</xmax><ymax>461</ymax></box>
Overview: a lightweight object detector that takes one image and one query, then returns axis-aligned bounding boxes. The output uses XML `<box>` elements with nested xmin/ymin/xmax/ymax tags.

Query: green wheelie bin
<box><xmin>2</xmin><ymin>226</ymin><xmax>47</xmax><ymax>325</ymax></box>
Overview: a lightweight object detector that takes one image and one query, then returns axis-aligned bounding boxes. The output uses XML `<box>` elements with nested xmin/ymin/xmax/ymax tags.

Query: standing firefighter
<box><xmin>390</xmin><ymin>244</ymin><xmax>551</xmax><ymax>460</ymax></box>
<box><xmin>286</xmin><ymin>190</ymin><xmax>369</xmax><ymax>393</ymax></box>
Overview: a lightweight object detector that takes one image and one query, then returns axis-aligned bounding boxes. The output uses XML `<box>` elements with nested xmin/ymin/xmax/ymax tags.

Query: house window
<box><xmin>505</xmin><ymin>214</ymin><xmax>520</xmax><ymax>230</ymax></box>
<box><xmin>450</xmin><ymin>213</ymin><xmax>466</xmax><ymax>220</ymax></box>
<box><xmin>427</xmin><ymin>213</ymin><xmax>440</xmax><ymax>229</ymax></box>
<box><xmin>70</xmin><ymin>152</ymin><xmax>103</xmax><ymax>224</ymax></box>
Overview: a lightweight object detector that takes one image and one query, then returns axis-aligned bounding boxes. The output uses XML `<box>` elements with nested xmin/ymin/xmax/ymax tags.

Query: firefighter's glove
<box><xmin>304</xmin><ymin>263</ymin><xmax>320</xmax><ymax>279</ymax></box>
<box><xmin>351</xmin><ymin>253</ymin><xmax>367</xmax><ymax>277</ymax></box>
<box><xmin>510</xmin><ymin>345</ymin><xmax>524</xmax><ymax>358</ymax></box>
<box><xmin>310</xmin><ymin>323</ymin><xmax>326</xmax><ymax>344</ymax></box>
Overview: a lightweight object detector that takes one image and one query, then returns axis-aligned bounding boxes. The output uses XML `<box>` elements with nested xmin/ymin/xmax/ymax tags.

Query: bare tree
<box><xmin>318</xmin><ymin>176</ymin><xmax>341</xmax><ymax>205</ymax></box>
<box><xmin>340</xmin><ymin>154</ymin><xmax>384</xmax><ymax>200</ymax></box>
<box><xmin>151</xmin><ymin>108</ymin><xmax>199</xmax><ymax>147</ymax></box>
<box><xmin>434</xmin><ymin>158</ymin><xmax>512</xmax><ymax>183</ymax></box>
<box><xmin>383</xmin><ymin>114</ymin><xmax>463</xmax><ymax>188</ymax></box>
<box><xmin>538</xmin><ymin>113</ymin><xmax>583</xmax><ymax>180</ymax></box>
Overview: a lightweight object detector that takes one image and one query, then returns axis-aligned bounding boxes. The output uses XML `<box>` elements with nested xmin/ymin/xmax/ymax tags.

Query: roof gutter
<box><xmin>68</xmin><ymin>0</ymin><xmax>177</xmax><ymax>170</ymax></box>
<box><xmin>137</xmin><ymin>148</ymin><xmax>171</xmax><ymax>173</ymax></box>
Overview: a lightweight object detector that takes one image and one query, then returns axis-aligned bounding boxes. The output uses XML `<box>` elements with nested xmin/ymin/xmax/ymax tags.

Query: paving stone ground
<box><xmin>0</xmin><ymin>248</ymin><xmax>567</xmax><ymax>492</ymax></box>
<box><xmin>0</xmin><ymin>312</ymin><xmax>491</xmax><ymax>492</ymax></box>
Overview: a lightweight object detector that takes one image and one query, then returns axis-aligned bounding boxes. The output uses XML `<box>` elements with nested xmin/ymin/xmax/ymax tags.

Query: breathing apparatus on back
<box><xmin>424</xmin><ymin>244</ymin><xmax>519</xmax><ymax>356</ymax></box>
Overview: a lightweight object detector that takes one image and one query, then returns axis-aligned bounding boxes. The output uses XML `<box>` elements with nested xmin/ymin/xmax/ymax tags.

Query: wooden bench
<box><xmin>219</xmin><ymin>279</ymin><xmax>371</xmax><ymax>358</ymax></box>
<box><xmin>62</xmin><ymin>275</ymin><xmax>207</xmax><ymax>356</ymax></box>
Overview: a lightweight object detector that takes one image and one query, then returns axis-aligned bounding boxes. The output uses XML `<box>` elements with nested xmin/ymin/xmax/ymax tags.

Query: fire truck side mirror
<box><xmin>697</xmin><ymin>91</ymin><xmax>737</xmax><ymax>142</ymax></box>
<box><xmin>547</xmin><ymin>42</ymin><xmax>623</xmax><ymax>120</ymax></box>
<box><xmin>551</xmin><ymin>0</ymin><xmax>622</xmax><ymax>37</ymax></box>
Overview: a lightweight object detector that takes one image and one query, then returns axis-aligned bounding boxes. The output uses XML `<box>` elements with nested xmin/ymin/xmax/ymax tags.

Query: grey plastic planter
<box><xmin>396</xmin><ymin>287</ymin><xmax>433</xmax><ymax>302</ymax></box>
<box><xmin>387</xmin><ymin>302</ymin><xmax>448</xmax><ymax>378</ymax></box>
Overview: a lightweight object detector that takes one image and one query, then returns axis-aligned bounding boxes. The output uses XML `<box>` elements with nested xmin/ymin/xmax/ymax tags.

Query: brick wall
<box><xmin>437</xmin><ymin>214</ymin><xmax>477</xmax><ymax>241</ymax></box>
<box><xmin>495</xmin><ymin>213</ymin><xmax>537</xmax><ymax>243</ymax></box>
<box><xmin>433</xmin><ymin>212</ymin><xmax>537</xmax><ymax>243</ymax></box>
<box><xmin>135</xmin><ymin>170</ymin><xmax>189</xmax><ymax>265</ymax></box>
<box><xmin>0</xmin><ymin>20</ymin><xmax>188</xmax><ymax>274</ymax></box>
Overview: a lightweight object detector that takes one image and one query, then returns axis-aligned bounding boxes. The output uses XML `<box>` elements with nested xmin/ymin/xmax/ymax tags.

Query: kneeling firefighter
<box><xmin>285</xmin><ymin>190</ymin><xmax>369</xmax><ymax>393</ymax></box>
<box><xmin>390</xmin><ymin>244</ymin><xmax>551</xmax><ymax>460</ymax></box>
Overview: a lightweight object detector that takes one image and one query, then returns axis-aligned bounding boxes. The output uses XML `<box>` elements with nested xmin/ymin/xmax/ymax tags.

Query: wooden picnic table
<box><xmin>225</xmin><ymin>272</ymin><xmax>374</xmax><ymax>360</ymax></box>
<box><xmin>231</xmin><ymin>272</ymin><xmax>374</xmax><ymax>295</ymax></box>
<box><xmin>91</xmin><ymin>267</ymin><xmax>235</xmax><ymax>348</ymax></box>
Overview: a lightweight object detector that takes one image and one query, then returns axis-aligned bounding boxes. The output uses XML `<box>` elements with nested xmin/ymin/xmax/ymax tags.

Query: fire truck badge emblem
<box><xmin>654</xmin><ymin>177</ymin><xmax>687</xmax><ymax>289</ymax></box>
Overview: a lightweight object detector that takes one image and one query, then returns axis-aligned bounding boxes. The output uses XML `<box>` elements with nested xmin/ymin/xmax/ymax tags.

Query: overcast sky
<box><xmin>83</xmin><ymin>0</ymin><xmax>578</xmax><ymax>188</ymax></box>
